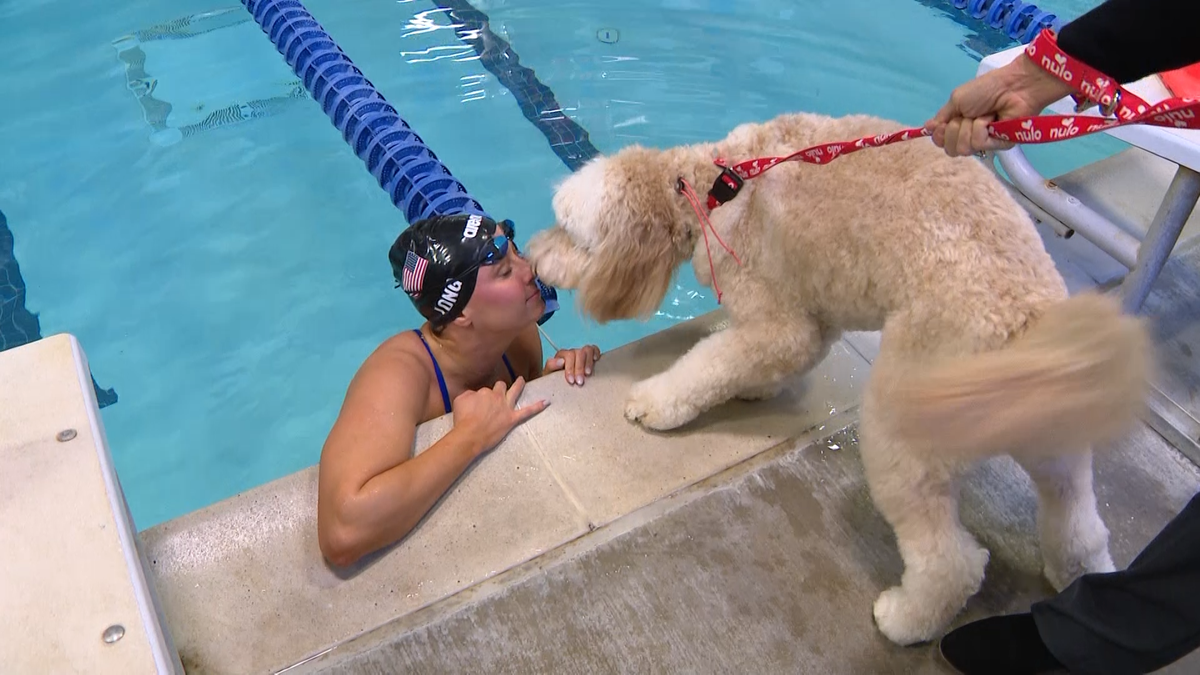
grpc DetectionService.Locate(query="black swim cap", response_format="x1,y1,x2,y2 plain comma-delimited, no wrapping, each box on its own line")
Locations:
390,213,514,328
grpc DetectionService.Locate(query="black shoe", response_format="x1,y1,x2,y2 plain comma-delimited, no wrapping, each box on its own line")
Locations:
938,613,1067,674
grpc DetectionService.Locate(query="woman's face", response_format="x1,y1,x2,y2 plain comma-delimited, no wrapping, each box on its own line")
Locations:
461,238,545,333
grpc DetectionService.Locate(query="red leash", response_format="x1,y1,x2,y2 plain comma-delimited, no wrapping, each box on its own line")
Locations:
680,28,1200,303
675,178,741,303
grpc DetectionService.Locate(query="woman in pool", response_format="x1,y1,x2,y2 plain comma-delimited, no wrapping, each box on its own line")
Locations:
317,213,600,567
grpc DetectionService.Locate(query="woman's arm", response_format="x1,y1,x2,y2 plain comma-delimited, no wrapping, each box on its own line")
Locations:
1057,0,1200,84
318,347,548,567
317,350,489,567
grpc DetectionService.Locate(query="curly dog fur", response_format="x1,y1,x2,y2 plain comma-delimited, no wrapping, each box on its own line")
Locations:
526,112,1154,646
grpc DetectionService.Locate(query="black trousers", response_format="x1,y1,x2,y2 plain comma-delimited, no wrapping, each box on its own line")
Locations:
1032,491,1200,675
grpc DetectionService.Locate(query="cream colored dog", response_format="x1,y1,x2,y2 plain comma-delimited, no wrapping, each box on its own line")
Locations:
525,112,1154,646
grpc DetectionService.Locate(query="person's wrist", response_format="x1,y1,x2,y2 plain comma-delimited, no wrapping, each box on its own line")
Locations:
1006,53,1075,110
448,422,492,459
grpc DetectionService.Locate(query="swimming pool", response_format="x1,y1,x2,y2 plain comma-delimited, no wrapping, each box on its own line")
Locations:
0,0,1114,528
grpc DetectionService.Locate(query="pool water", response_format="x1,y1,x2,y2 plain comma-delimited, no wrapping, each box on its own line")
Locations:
0,0,1113,527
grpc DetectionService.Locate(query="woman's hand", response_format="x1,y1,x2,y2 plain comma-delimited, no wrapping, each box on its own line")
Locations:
544,345,602,386
925,53,1076,157
452,377,548,454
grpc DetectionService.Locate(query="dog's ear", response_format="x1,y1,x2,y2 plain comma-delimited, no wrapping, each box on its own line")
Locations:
578,169,687,323
579,229,678,322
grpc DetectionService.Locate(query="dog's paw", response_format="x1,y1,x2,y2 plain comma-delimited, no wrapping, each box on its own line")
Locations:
735,382,785,402
1044,547,1114,591
872,587,942,647
1043,564,1076,593
624,376,699,431
1040,515,1115,591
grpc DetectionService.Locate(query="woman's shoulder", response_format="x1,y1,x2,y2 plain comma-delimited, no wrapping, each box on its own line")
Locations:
322,332,436,461
349,330,434,398
368,330,431,372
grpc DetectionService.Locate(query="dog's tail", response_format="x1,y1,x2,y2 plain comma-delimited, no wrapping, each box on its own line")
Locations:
880,293,1154,462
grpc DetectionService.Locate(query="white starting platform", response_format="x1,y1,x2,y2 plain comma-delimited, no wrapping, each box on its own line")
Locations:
0,335,182,674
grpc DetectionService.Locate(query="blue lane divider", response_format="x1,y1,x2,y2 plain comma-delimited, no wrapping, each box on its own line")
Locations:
240,0,557,324
947,0,1063,43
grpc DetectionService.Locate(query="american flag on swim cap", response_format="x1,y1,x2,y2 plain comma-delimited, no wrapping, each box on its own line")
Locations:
402,249,428,295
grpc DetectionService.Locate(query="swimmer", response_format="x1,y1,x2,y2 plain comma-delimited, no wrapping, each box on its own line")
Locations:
317,214,600,567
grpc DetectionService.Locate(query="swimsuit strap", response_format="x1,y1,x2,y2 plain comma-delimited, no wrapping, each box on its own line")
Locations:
413,329,452,415
412,329,518,416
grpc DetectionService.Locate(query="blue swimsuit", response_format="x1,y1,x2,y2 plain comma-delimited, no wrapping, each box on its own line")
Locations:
413,329,516,415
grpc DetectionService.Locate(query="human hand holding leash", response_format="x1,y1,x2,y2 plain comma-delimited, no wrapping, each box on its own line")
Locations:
925,51,1075,157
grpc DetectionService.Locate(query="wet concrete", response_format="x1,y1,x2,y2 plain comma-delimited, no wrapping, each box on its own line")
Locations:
304,421,1200,675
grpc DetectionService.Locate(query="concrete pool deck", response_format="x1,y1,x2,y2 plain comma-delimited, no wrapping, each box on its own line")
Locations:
139,310,873,674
